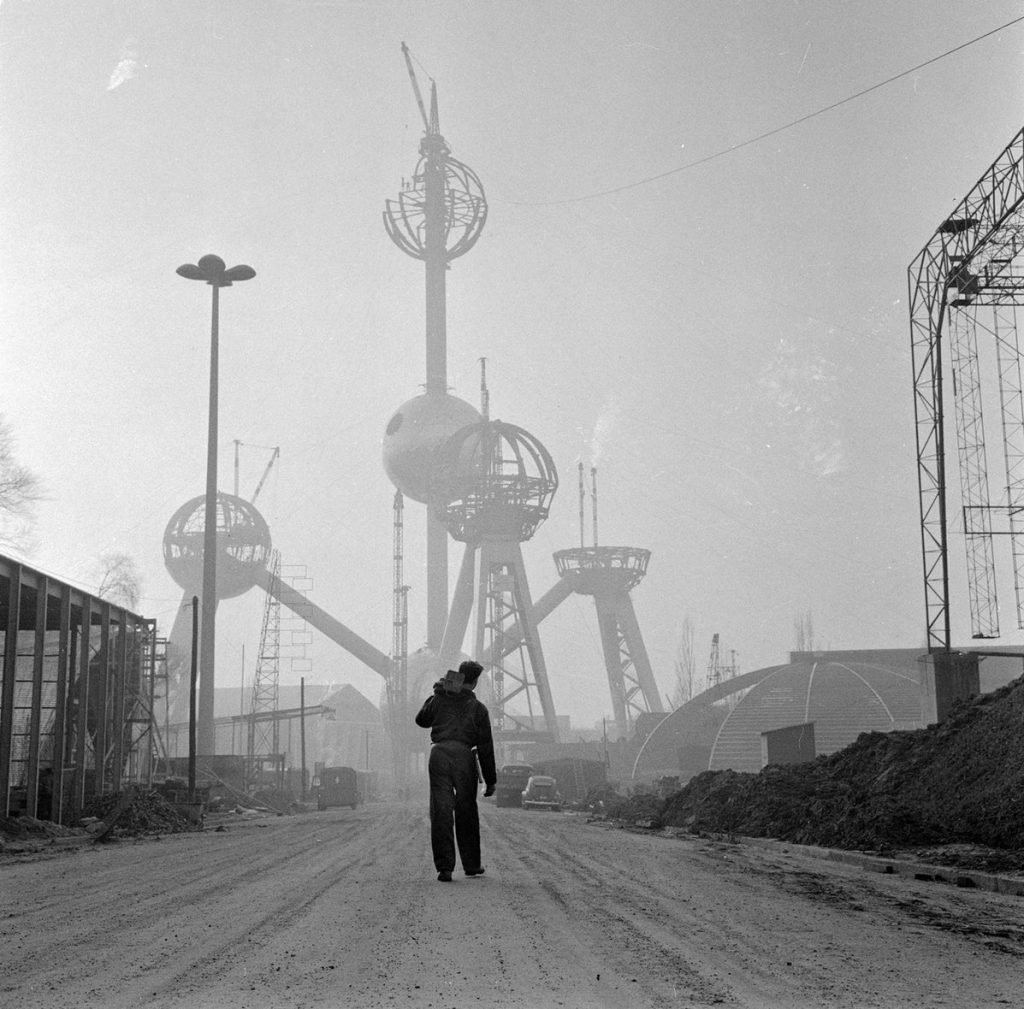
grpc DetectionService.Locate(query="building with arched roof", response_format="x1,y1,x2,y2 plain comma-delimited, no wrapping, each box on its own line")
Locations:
632,648,1024,783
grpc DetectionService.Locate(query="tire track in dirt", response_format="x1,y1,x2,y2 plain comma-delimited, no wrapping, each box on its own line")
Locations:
136,804,432,1008
486,811,731,1007
1,810,380,1004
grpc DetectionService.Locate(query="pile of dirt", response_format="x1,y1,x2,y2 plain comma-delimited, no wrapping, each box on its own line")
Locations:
82,789,196,836
249,787,301,815
0,814,84,841
623,675,1024,855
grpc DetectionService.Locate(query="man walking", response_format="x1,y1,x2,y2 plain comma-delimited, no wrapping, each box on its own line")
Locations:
414,659,497,882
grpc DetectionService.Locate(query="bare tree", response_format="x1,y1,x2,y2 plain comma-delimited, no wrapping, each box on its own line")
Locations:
0,416,43,552
95,552,142,610
671,616,697,708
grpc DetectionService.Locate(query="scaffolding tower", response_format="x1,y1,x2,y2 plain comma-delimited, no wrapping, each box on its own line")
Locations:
247,550,282,783
909,126,1024,649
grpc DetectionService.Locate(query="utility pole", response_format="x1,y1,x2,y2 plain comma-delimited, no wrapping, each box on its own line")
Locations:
300,677,307,802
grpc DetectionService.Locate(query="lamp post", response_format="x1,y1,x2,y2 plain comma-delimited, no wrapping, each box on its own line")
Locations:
177,254,255,755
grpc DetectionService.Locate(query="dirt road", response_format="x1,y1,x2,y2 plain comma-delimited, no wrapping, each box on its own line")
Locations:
2,800,1022,1008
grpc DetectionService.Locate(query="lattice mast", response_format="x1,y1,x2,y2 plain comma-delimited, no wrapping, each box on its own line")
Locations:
705,633,739,689
383,44,487,649
947,306,999,637
248,549,282,770
551,464,663,739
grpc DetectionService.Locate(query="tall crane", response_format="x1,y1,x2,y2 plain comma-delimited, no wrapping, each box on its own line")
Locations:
706,633,739,690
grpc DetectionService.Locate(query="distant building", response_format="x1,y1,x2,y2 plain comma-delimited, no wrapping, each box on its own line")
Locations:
632,647,1024,783
165,682,385,776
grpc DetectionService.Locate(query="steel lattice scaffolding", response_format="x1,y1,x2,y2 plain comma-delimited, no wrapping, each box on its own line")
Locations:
909,126,1024,650
247,550,282,775
948,305,999,637
992,303,1024,625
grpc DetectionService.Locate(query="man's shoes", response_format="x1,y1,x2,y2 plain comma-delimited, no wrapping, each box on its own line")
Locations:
437,870,453,882
465,867,485,877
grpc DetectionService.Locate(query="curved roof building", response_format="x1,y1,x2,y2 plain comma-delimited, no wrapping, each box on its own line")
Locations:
634,650,927,780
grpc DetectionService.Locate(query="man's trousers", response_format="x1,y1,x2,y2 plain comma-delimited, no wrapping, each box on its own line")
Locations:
427,740,482,873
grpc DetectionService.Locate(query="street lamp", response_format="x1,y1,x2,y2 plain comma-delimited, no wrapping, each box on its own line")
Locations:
177,254,255,755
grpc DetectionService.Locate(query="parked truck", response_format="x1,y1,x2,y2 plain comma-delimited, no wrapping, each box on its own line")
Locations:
494,763,534,808
315,766,359,811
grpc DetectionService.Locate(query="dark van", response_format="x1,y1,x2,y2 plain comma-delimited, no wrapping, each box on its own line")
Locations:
316,766,359,810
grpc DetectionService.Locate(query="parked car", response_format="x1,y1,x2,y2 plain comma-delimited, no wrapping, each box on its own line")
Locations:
521,774,561,812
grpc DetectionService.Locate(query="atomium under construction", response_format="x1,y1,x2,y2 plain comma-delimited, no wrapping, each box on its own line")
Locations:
159,45,664,784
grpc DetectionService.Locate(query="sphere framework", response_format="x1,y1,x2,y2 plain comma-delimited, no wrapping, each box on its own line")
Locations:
430,419,558,542
163,492,272,599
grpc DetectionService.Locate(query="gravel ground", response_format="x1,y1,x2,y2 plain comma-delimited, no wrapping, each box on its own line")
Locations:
2,799,1022,1008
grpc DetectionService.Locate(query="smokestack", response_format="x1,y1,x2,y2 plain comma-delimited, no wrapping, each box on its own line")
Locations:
591,465,598,548
479,357,489,421
578,461,585,550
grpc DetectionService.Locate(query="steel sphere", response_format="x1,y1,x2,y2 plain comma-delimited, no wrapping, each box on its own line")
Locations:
430,419,559,542
163,493,272,598
382,392,481,503
383,155,487,263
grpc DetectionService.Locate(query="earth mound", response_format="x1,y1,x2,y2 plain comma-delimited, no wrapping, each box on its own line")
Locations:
626,674,1024,857
82,789,196,835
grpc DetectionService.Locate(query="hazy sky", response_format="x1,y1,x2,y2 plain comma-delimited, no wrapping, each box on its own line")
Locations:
2,1,1023,728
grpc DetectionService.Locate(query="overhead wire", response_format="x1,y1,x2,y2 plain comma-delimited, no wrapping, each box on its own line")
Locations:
506,13,1024,207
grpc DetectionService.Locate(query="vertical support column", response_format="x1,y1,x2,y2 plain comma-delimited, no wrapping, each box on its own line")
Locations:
111,612,129,790
424,131,450,651
909,249,952,652
53,584,71,823
198,283,221,758
25,577,47,817
948,305,999,637
423,150,447,396
145,619,157,786
0,564,21,816
439,543,477,671
616,594,664,715
920,651,980,723
594,595,628,738
94,602,111,795
426,514,449,651
478,540,559,742
509,546,558,741
993,302,1024,626
73,597,92,820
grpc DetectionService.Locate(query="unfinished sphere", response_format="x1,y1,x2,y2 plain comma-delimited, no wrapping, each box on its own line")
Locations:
430,419,558,542
382,392,481,503
163,493,272,598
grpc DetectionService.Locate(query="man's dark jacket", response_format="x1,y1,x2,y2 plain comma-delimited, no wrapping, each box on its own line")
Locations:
415,687,497,789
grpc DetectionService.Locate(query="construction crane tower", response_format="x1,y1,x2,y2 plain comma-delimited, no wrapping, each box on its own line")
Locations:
247,549,282,786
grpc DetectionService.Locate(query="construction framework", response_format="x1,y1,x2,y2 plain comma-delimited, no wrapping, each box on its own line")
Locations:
247,549,282,777
909,126,1024,651
0,553,157,821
